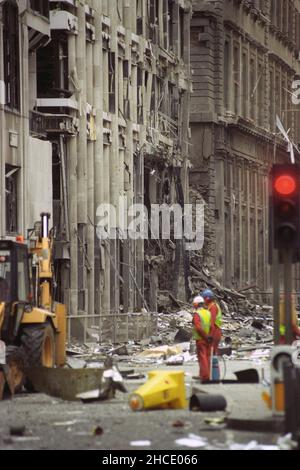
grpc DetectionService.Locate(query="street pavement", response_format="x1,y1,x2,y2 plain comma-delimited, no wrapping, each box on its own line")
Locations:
0,358,287,450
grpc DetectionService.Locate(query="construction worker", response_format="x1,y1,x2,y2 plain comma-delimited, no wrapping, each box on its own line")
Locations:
202,289,222,355
192,296,213,383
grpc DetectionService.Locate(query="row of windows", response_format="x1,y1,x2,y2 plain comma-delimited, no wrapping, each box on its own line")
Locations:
224,38,266,127
238,1,300,50
2,0,187,113
143,0,185,56
223,34,299,141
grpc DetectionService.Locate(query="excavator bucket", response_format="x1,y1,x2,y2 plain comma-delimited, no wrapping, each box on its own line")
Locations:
24,367,106,401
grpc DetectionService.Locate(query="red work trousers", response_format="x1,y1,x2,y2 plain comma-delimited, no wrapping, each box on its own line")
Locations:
196,340,211,382
212,327,222,355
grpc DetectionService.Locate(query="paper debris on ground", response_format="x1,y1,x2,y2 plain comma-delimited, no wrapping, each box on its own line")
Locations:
53,420,79,427
137,345,182,359
130,440,152,447
277,433,298,450
229,441,279,451
175,433,207,448
10,436,41,442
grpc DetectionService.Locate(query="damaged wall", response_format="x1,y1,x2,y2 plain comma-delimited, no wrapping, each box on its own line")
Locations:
0,0,194,344
0,1,192,340
27,137,52,230
0,0,52,238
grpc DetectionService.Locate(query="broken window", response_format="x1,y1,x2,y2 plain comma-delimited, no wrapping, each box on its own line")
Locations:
168,0,173,50
30,0,49,18
77,224,86,312
37,34,69,98
123,60,130,119
108,52,116,114
276,0,282,31
163,0,168,49
137,66,144,124
270,0,276,25
269,66,275,131
241,50,248,118
275,70,281,124
288,2,294,42
3,0,20,110
249,56,256,121
224,40,230,111
5,164,19,234
136,0,143,35
233,43,240,115
257,60,264,127
149,0,158,43
179,7,185,58
282,0,288,35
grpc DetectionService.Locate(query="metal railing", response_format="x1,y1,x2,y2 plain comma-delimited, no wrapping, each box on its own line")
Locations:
29,110,47,137
67,311,159,345
30,110,78,136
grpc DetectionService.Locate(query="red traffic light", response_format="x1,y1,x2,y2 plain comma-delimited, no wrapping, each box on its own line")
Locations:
274,175,296,196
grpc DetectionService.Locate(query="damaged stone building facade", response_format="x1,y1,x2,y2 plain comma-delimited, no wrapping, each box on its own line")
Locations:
190,0,300,295
0,0,191,339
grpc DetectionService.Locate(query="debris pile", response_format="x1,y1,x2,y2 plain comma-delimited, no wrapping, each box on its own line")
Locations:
66,297,273,368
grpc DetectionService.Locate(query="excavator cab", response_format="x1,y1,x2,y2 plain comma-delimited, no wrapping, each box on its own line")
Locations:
0,241,31,304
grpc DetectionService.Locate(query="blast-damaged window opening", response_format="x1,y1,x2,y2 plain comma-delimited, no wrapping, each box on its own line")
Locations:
3,0,20,110
109,51,116,114
269,67,275,132
136,0,143,35
37,34,69,98
123,60,130,119
137,66,144,124
5,164,19,234
30,0,49,18
163,0,168,49
149,0,159,43
179,7,184,58
257,60,264,127
168,0,173,50
276,0,282,31
241,51,248,118
250,56,256,121
224,41,230,111
233,44,240,115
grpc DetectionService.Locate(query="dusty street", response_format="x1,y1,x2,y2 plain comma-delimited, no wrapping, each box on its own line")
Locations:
0,359,283,451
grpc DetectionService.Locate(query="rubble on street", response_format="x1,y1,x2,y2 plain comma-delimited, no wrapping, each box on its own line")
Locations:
65,286,275,370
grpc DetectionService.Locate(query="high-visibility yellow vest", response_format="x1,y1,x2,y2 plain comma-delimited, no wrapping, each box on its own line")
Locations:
214,302,222,328
193,308,211,341
280,320,299,336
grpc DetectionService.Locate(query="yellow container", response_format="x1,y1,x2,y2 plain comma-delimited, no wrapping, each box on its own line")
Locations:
129,370,187,411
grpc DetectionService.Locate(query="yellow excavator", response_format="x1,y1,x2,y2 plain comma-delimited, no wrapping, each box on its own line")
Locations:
0,213,66,393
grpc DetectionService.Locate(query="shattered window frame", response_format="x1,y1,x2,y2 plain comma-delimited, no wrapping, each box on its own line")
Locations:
3,0,20,111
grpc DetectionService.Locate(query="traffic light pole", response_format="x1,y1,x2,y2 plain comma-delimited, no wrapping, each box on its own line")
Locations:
283,248,293,345
272,249,280,345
